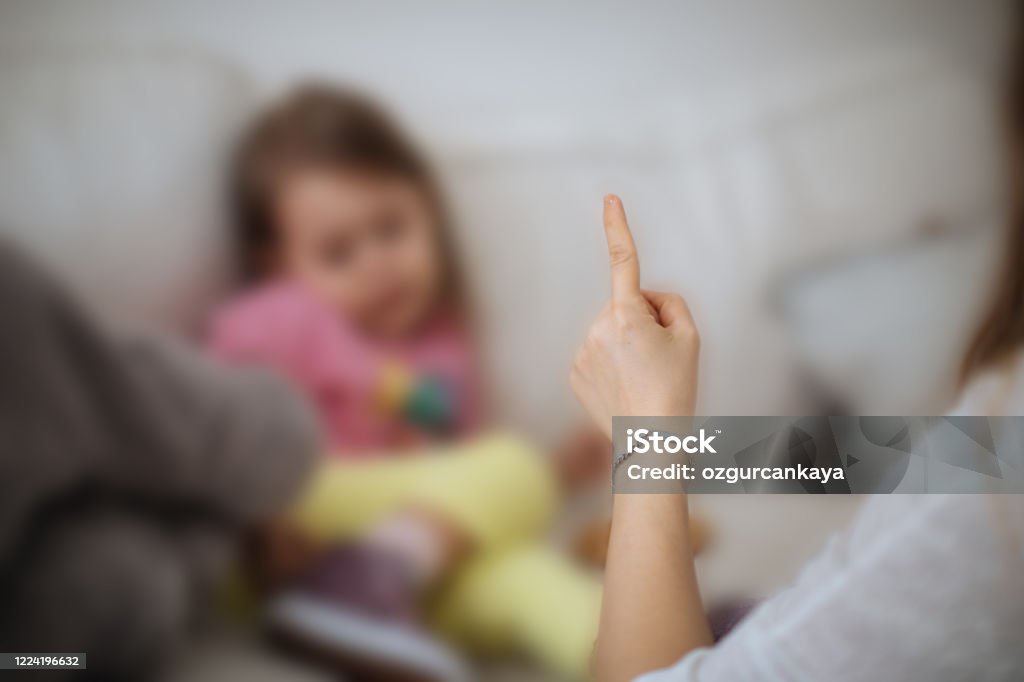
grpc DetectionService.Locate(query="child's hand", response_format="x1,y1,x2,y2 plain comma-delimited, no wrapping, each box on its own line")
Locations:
570,195,701,440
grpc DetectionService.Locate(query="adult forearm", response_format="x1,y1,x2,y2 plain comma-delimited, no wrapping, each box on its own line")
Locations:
593,493,712,682
570,195,708,680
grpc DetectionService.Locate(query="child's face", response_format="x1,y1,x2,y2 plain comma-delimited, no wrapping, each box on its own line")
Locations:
273,168,446,337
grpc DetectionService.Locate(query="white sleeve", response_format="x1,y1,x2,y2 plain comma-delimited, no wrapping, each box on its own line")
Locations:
635,495,1024,682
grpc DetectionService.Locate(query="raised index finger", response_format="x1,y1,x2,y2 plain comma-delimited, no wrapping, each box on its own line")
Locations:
603,194,640,301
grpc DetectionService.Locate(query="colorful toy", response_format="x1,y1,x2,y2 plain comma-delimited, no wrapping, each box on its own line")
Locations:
374,360,458,434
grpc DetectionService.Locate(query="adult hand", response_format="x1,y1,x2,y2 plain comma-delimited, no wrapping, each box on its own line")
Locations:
570,195,700,439
574,197,710,681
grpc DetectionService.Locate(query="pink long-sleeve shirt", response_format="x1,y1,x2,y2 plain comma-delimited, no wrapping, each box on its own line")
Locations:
208,280,479,456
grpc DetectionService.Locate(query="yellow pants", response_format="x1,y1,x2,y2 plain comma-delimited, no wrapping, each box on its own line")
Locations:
290,433,601,678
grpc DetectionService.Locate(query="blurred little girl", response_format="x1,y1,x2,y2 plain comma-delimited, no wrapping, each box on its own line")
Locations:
208,85,603,680
211,87,479,451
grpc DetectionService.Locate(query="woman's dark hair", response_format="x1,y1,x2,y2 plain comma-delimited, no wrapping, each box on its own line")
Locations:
230,83,464,310
962,9,1024,380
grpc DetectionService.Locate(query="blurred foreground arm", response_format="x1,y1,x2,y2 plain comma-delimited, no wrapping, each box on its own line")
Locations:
0,241,321,561
0,241,321,677
570,196,711,681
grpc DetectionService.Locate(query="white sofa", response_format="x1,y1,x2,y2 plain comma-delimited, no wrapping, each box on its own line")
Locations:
0,45,1003,679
